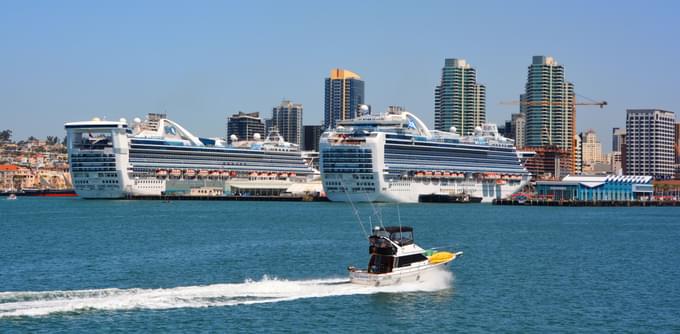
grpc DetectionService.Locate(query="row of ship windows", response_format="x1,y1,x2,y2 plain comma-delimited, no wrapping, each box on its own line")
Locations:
385,135,508,149
73,179,118,184
72,168,118,172
325,187,376,192
129,159,308,168
71,163,116,167
322,163,372,168
385,154,520,165
322,155,372,159
130,147,302,158
385,145,518,157
70,159,116,164
325,181,375,187
71,154,115,158
385,140,516,152
321,160,372,165
129,153,305,164
136,180,163,184
385,162,525,172
322,169,374,173
386,152,520,162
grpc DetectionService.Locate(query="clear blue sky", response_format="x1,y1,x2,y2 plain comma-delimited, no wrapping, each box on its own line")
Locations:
1,0,678,151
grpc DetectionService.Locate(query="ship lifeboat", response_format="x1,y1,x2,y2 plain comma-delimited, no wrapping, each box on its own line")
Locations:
424,171,433,177
496,179,507,185
184,169,196,178
210,170,221,177
458,173,465,179
250,172,259,177
156,169,168,177
230,171,237,177
415,172,424,178
279,173,289,178
433,171,442,177
198,170,210,178
269,173,277,177
170,169,182,177
289,172,296,177
442,171,451,177
484,172,499,180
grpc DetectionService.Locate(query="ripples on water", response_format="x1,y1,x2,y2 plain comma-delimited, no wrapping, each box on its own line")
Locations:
1,199,679,332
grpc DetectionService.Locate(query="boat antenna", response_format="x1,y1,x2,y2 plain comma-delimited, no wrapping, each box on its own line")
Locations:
397,204,402,234
364,193,385,229
340,180,369,238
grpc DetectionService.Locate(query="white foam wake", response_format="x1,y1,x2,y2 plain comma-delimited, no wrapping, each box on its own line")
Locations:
0,269,452,318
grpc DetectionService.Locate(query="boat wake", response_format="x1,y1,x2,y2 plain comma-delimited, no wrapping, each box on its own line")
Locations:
0,269,453,318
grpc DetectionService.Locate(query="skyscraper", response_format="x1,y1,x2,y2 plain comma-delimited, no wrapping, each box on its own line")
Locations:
324,69,364,129
226,111,265,143
500,112,526,148
270,100,303,145
675,123,680,178
434,59,486,135
612,127,626,152
523,56,575,172
625,109,675,179
303,125,323,152
581,129,604,165
511,112,526,149
574,134,582,175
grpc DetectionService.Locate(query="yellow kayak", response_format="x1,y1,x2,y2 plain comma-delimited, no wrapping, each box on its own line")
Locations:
428,251,456,264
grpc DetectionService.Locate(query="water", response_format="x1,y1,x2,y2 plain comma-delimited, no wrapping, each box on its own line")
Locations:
1,198,679,332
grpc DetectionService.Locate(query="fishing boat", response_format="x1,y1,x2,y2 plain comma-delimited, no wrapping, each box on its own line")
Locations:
7,193,17,200
348,226,462,286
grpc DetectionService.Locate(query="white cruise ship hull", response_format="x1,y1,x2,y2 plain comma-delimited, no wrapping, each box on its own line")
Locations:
325,178,528,203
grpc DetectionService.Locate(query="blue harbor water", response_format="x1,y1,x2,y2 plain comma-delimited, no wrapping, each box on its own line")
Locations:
1,198,679,332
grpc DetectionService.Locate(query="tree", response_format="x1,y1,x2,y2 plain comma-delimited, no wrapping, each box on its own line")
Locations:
46,136,59,145
0,129,11,142
61,137,67,146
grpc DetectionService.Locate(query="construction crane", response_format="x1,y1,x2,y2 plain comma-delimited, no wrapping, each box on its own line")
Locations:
499,93,607,178
500,99,607,108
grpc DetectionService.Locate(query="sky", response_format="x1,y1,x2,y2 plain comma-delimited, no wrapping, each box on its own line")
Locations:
1,0,679,151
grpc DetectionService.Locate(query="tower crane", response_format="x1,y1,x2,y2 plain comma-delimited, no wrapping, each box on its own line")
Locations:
499,99,607,108
499,94,607,177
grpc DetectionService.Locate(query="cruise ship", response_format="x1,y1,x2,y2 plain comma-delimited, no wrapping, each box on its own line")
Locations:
65,114,319,198
319,108,531,203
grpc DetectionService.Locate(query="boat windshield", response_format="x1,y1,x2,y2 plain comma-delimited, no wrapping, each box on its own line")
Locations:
389,231,413,246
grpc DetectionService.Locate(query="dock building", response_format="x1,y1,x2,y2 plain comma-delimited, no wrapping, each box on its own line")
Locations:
536,175,654,201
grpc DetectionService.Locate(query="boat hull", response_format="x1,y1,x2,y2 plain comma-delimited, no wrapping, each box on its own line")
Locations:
349,260,451,286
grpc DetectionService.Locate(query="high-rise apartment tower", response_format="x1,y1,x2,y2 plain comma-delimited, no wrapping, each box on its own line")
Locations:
434,58,486,135
324,69,364,129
